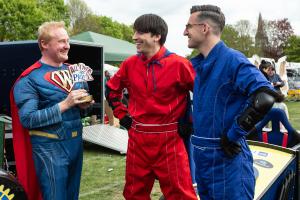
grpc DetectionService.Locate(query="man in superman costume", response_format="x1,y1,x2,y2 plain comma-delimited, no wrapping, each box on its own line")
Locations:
10,21,93,200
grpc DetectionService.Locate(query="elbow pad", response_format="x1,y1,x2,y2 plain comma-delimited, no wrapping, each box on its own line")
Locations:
105,85,123,111
238,91,275,131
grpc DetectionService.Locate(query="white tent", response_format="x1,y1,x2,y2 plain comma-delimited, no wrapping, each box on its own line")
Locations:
104,63,119,76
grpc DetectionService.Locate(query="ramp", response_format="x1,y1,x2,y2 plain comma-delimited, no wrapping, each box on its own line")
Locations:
83,124,128,154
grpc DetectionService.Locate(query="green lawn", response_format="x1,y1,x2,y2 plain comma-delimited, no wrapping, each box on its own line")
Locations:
285,101,300,130
79,144,125,200
79,143,162,200
80,101,300,200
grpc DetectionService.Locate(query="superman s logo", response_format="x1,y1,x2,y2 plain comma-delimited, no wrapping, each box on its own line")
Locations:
45,70,74,92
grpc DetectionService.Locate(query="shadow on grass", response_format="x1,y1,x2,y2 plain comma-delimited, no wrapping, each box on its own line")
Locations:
83,141,123,155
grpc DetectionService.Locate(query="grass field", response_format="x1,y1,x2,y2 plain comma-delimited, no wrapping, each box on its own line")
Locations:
285,101,300,130
79,101,300,200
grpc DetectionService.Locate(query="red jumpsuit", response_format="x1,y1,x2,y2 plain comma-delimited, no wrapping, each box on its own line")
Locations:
106,47,197,200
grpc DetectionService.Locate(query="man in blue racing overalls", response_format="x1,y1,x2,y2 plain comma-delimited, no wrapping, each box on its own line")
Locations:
183,5,284,200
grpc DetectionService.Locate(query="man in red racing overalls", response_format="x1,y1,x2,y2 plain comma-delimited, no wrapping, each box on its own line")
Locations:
106,14,197,200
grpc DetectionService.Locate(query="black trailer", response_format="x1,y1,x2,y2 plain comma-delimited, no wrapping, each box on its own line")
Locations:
0,40,104,119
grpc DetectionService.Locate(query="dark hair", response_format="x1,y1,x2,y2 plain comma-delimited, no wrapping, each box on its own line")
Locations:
259,60,271,80
190,5,225,34
133,14,168,45
259,60,272,71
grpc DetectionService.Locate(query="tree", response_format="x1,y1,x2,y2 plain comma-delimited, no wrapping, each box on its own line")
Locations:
98,16,123,39
221,24,257,57
235,20,253,37
264,18,294,60
187,24,257,58
186,49,199,59
67,0,133,42
284,35,300,62
0,0,44,41
238,35,258,57
0,0,69,41
71,14,101,35
37,0,69,23
71,14,134,43
234,20,258,57
221,25,240,49
120,24,134,43
255,13,268,57
66,0,91,28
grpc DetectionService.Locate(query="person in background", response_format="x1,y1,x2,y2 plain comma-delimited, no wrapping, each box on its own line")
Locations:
268,65,285,92
184,5,284,200
11,21,93,200
106,14,197,200
259,60,290,119
277,57,289,96
259,60,272,80
104,70,114,126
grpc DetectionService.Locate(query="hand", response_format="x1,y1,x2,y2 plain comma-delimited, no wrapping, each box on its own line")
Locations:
59,89,89,112
78,100,95,109
178,123,193,139
246,127,259,141
119,115,132,130
220,134,241,158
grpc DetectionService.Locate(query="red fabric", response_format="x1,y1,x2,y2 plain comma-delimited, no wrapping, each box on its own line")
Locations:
124,128,197,199
106,46,195,123
282,132,288,147
104,115,109,124
10,61,43,200
262,132,268,144
107,47,196,199
131,120,178,133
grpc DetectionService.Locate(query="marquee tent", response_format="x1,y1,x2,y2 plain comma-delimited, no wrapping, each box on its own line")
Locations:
71,31,136,62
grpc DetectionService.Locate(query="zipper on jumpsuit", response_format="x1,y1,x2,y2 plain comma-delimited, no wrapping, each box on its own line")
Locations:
146,63,154,95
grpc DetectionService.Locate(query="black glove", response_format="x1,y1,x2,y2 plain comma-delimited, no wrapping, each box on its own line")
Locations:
119,115,132,130
246,127,259,141
178,123,193,139
220,134,241,158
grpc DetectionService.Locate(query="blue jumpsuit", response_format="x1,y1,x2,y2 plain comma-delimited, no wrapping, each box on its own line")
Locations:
13,61,83,200
191,41,273,200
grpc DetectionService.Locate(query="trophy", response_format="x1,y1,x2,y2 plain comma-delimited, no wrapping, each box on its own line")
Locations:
69,63,94,103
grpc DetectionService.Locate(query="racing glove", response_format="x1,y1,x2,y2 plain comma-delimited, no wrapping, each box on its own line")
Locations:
119,114,132,130
220,134,241,158
178,123,193,139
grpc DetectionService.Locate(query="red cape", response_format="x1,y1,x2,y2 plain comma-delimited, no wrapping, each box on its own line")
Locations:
10,61,43,200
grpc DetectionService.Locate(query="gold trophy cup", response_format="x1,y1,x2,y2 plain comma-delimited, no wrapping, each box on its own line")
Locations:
69,63,94,103
79,94,93,103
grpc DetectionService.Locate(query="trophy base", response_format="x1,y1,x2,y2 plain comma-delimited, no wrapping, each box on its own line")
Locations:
79,95,93,103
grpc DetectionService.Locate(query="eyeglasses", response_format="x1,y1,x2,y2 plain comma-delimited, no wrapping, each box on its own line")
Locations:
185,23,205,30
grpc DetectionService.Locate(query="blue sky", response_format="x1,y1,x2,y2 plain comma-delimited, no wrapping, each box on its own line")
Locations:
83,0,300,56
